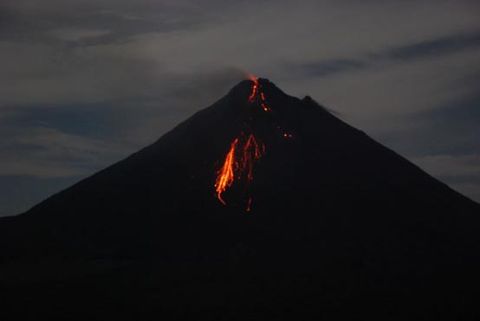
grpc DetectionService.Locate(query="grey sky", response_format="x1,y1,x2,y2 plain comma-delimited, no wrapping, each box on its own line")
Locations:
1,0,479,216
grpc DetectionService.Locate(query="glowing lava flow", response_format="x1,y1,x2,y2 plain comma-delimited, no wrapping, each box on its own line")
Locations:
248,76,271,112
242,133,265,182
248,78,259,103
214,77,271,211
214,138,239,205
215,133,265,209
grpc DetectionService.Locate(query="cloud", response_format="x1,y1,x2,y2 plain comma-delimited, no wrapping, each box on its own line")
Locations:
0,0,212,46
382,31,480,61
0,126,133,178
295,59,367,78
377,93,480,158
288,30,480,79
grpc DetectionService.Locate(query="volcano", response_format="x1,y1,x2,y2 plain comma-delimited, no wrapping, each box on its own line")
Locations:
1,78,479,320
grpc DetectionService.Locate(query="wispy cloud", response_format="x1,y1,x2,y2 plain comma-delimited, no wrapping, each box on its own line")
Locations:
296,59,367,78
290,30,480,79
0,0,212,47
382,31,480,61
0,126,133,178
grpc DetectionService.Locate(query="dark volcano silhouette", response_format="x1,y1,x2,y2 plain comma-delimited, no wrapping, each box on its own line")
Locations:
1,79,479,320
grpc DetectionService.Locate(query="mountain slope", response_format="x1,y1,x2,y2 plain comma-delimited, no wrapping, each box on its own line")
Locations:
1,78,479,320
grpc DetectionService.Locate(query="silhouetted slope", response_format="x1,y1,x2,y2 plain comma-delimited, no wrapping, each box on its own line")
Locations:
1,79,479,320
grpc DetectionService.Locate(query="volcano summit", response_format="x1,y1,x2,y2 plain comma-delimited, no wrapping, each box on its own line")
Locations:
1,78,479,320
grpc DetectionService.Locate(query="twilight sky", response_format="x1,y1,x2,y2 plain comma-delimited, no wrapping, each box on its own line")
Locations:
1,0,479,216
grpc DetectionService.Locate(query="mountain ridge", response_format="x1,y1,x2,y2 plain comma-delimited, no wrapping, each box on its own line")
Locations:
1,78,479,320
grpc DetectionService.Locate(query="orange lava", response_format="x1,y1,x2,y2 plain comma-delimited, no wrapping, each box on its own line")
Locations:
215,133,265,210
215,138,239,205
248,77,259,103
242,133,265,181
248,76,271,112
214,74,274,211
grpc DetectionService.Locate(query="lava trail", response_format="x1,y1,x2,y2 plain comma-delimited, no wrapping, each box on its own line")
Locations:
214,76,270,211
214,138,239,205
248,76,271,112
215,133,265,209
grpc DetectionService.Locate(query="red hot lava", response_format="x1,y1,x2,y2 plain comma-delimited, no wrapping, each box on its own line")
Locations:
214,138,239,205
248,78,259,103
214,76,270,211
248,76,271,112
214,133,265,209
